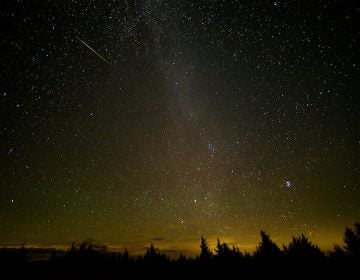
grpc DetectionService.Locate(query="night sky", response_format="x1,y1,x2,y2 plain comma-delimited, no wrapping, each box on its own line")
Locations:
1,0,360,256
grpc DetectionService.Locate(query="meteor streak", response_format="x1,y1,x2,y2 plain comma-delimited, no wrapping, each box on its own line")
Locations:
76,37,111,66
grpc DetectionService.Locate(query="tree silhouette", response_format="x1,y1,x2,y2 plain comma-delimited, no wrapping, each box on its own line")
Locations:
253,230,282,259
329,244,348,259
215,239,242,258
145,244,157,258
284,234,324,258
178,253,187,263
144,244,168,262
199,236,212,259
1,224,360,279
343,222,360,258
122,248,129,262
215,238,229,257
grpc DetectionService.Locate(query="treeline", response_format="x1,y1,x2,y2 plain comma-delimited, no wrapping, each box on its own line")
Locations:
0,223,359,279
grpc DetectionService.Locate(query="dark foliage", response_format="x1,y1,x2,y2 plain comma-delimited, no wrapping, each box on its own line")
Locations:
199,236,212,260
1,223,359,280
215,238,242,258
343,223,360,258
284,234,324,259
144,244,169,264
253,230,282,259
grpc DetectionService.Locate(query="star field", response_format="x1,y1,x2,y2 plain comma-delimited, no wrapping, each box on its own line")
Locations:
1,0,360,255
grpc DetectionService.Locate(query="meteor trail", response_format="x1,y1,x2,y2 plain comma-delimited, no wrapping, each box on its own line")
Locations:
76,37,111,66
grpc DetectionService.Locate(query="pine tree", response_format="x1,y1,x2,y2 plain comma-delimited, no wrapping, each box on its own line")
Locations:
343,223,360,258
215,239,232,257
254,230,282,258
200,236,212,259
284,234,324,258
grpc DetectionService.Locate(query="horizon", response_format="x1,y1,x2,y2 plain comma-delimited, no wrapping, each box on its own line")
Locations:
0,224,352,259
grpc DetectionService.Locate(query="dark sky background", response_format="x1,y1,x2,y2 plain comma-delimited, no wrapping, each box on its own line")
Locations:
1,0,359,256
